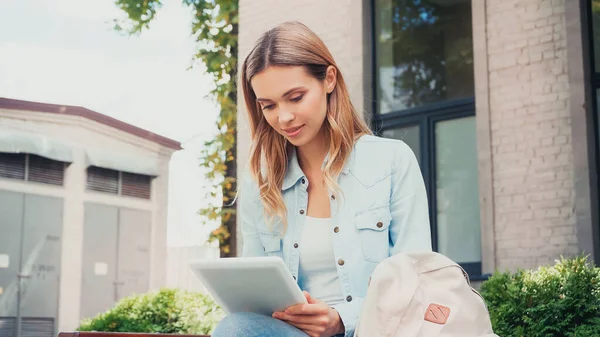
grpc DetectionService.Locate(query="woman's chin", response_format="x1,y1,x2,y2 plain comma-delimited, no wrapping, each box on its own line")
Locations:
286,137,306,146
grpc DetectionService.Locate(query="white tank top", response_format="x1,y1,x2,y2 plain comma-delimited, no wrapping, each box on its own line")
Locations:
298,216,345,306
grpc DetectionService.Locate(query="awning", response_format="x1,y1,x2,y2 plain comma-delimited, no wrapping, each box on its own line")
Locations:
0,127,73,162
85,149,159,176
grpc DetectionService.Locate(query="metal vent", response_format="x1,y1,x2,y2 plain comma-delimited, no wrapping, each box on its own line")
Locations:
0,317,16,337
28,155,65,186
20,317,54,337
86,166,119,194
0,153,26,180
121,172,152,199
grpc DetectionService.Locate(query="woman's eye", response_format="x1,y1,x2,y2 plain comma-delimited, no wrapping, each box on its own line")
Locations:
262,104,275,110
290,95,303,103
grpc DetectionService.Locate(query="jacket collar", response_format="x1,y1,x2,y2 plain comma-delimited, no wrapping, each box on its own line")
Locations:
281,145,353,191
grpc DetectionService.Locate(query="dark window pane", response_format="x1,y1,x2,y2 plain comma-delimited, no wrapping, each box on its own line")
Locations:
375,0,474,114
121,172,152,199
597,89,600,137
0,153,26,180
0,317,16,337
381,124,421,165
87,166,119,194
592,0,600,71
435,116,480,264
20,318,54,337
28,155,65,186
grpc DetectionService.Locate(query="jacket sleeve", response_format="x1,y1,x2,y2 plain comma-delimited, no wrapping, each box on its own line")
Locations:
389,141,432,254
331,296,364,337
239,174,266,257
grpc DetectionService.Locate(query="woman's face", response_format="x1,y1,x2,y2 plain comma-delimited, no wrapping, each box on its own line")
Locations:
251,65,336,147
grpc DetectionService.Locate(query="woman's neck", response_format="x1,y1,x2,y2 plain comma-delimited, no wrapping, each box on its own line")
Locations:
296,131,328,175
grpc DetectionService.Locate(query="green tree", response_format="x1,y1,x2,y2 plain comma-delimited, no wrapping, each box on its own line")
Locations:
114,0,238,256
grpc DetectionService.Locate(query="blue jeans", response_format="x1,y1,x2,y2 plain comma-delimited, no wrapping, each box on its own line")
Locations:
212,312,310,337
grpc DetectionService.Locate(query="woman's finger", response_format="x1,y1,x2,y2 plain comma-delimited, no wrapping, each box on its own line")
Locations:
285,303,329,316
274,311,326,324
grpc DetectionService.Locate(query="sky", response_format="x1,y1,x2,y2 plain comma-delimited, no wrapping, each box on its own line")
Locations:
0,0,221,247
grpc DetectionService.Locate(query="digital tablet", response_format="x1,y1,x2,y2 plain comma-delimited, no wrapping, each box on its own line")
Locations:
189,256,307,316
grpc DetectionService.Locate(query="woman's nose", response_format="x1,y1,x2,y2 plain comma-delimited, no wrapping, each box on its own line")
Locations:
278,107,295,124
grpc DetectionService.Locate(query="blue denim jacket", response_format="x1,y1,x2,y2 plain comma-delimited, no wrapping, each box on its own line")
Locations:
239,135,432,337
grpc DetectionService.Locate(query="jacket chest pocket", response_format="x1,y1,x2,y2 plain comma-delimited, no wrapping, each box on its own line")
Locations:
259,231,283,258
354,206,392,263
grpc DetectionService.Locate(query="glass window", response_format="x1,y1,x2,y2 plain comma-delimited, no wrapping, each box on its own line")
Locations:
375,0,474,114
87,166,119,194
28,154,65,186
435,116,480,264
0,153,26,180
597,89,600,137
374,0,479,274
381,124,421,165
592,0,600,70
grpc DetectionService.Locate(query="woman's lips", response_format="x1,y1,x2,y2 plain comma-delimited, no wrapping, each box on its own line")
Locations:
283,125,304,137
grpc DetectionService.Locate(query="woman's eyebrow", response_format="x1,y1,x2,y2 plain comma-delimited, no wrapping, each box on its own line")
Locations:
256,86,306,102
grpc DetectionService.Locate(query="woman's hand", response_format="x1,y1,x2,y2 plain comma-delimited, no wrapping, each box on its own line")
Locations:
272,291,344,337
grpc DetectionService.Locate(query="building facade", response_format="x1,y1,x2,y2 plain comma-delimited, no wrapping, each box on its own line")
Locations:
0,98,180,336
236,0,600,279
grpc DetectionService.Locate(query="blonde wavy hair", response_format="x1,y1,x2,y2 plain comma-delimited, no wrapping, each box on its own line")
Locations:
241,21,372,229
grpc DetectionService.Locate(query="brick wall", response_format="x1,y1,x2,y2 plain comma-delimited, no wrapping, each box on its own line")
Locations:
485,0,579,270
236,0,370,254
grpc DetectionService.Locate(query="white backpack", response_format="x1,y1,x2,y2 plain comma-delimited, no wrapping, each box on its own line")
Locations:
354,252,499,337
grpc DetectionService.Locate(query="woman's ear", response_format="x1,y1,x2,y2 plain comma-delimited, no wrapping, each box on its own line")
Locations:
325,65,337,94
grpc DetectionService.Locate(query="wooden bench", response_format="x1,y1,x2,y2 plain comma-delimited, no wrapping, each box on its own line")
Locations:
59,332,210,337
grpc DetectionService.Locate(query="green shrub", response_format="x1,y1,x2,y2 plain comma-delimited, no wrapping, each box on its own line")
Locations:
77,288,224,334
480,255,600,337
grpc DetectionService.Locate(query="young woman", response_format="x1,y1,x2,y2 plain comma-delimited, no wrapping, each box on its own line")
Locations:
212,21,432,337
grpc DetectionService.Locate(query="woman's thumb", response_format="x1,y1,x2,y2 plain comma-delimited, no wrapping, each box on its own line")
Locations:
304,291,319,304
